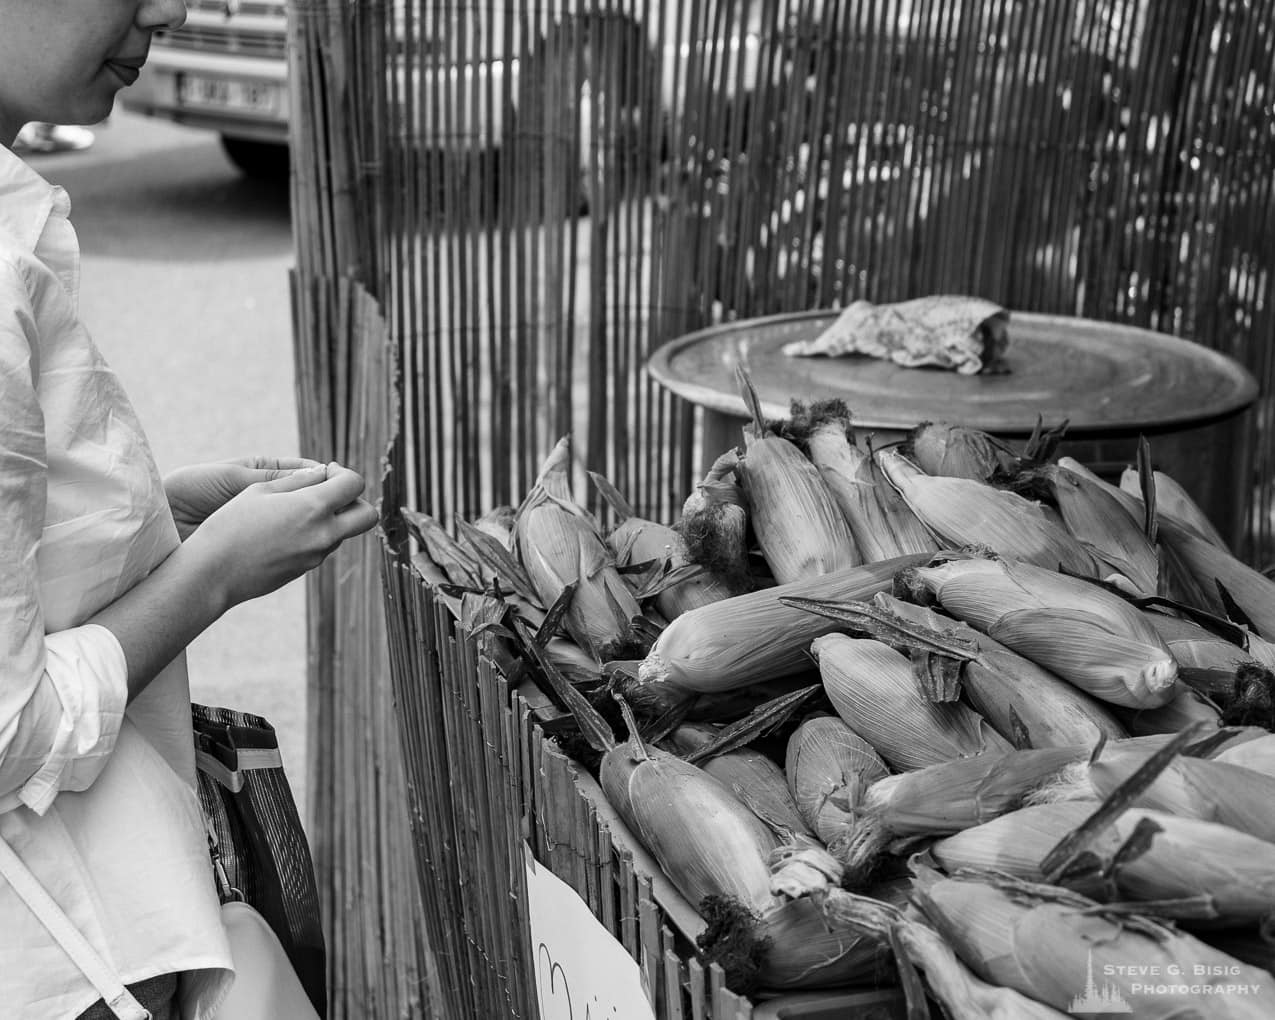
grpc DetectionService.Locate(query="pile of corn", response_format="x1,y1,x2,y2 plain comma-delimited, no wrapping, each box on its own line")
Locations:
404,388,1275,1017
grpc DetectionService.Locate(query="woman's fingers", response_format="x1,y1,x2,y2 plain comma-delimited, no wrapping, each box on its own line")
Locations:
258,463,330,493
311,463,369,508
333,497,379,539
236,455,325,472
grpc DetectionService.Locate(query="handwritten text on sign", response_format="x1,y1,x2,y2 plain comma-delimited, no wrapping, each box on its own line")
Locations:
524,843,657,1020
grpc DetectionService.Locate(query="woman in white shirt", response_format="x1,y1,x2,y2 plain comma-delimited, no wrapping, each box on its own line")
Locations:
0,1,379,1016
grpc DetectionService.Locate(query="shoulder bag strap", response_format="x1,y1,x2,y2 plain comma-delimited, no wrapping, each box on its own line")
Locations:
0,834,150,1020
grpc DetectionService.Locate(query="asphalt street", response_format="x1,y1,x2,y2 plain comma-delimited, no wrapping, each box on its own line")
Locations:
22,109,311,820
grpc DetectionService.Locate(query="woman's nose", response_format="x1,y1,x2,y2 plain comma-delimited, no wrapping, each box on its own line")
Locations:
138,0,188,32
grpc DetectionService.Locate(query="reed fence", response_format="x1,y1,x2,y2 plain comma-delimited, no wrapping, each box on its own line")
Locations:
288,1,1275,1016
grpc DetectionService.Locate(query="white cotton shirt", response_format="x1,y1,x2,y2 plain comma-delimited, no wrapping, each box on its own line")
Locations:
0,145,233,1019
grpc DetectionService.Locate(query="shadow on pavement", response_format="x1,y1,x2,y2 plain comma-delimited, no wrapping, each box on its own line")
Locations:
26,134,292,263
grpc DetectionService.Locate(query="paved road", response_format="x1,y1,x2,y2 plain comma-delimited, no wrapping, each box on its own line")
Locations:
22,110,311,819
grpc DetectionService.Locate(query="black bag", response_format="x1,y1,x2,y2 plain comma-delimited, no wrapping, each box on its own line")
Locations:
192,704,327,1018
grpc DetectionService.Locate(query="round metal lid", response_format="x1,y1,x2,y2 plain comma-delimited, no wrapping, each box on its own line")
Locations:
648,309,1259,437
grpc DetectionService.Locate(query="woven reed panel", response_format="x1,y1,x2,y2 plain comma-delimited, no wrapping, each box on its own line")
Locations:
289,1,1275,1016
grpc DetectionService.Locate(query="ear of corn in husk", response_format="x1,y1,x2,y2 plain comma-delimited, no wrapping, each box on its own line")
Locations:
698,887,899,992
600,735,781,916
913,870,1275,1018
878,449,1097,575
801,406,939,561
871,593,1128,748
514,438,643,663
839,746,1088,885
932,800,1275,927
891,918,1072,1020
735,369,861,583
1057,457,1144,518
608,516,737,619
865,442,945,557
903,556,1179,709
1156,514,1275,639
785,715,890,850
1038,745,1275,844
679,449,752,590
1121,465,1229,550
1072,454,1236,610
907,421,1023,483
1029,462,1160,595
813,633,1013,771
1142,609,1265,699
633,553,927,699
663,723,812,840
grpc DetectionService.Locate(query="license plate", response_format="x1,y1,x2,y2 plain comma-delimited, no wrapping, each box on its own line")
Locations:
177,74,281,115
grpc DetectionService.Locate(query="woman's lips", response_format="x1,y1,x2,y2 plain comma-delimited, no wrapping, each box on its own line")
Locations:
105,60,143,87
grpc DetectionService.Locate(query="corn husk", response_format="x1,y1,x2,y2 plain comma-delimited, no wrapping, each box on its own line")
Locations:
1213,734,1275,777
1033,462,1160,595
1057,457,1144,518
813,634,1013,771
634,553,926,696
879,449,1096,575
904,556,1179,709
1157,514,1275,639
839,746,1089,886
915,872,1275,1019
857,746,1087,838
401,507,482,588
514,438,643,662
544,637,602,685
805,413,939,562
600,738,780,916
784,715,889,850
1044,746,1275,844
744,888,899,989
874,593,1128,748
1121,466,1230,550
664,723,812,839
866,444,945,557
908,421,1022,482
1114,686,1222,737
680,449,751,589
892,918,1072,1020
1068,456,1237,611
736,374,861,583
1142,610,1264,698
473,504,517,547
934,801,1275,926
608,516,736,619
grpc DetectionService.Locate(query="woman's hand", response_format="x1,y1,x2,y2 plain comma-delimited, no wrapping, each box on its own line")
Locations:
164,456,322,540
179,461,380,609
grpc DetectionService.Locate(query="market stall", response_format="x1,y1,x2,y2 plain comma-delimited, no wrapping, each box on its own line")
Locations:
286,1,1275,1016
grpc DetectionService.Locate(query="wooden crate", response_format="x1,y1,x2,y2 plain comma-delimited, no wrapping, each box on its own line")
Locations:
380,542,907,1020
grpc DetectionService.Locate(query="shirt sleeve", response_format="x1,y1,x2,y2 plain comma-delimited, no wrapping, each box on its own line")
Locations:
0,257,129,816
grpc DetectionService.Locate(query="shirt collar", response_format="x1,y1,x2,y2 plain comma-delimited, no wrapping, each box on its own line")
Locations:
0,143,70,254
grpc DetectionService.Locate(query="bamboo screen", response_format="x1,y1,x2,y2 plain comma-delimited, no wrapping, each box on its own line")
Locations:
288,1,1275,1017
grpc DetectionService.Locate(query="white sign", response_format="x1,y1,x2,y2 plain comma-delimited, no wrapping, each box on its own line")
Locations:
523,843,657,1020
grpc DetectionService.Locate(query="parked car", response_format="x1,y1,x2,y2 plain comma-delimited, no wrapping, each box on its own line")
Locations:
120,0,774,185
121,0,291,177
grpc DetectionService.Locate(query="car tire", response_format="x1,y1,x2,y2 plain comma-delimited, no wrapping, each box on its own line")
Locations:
220,136,290,181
